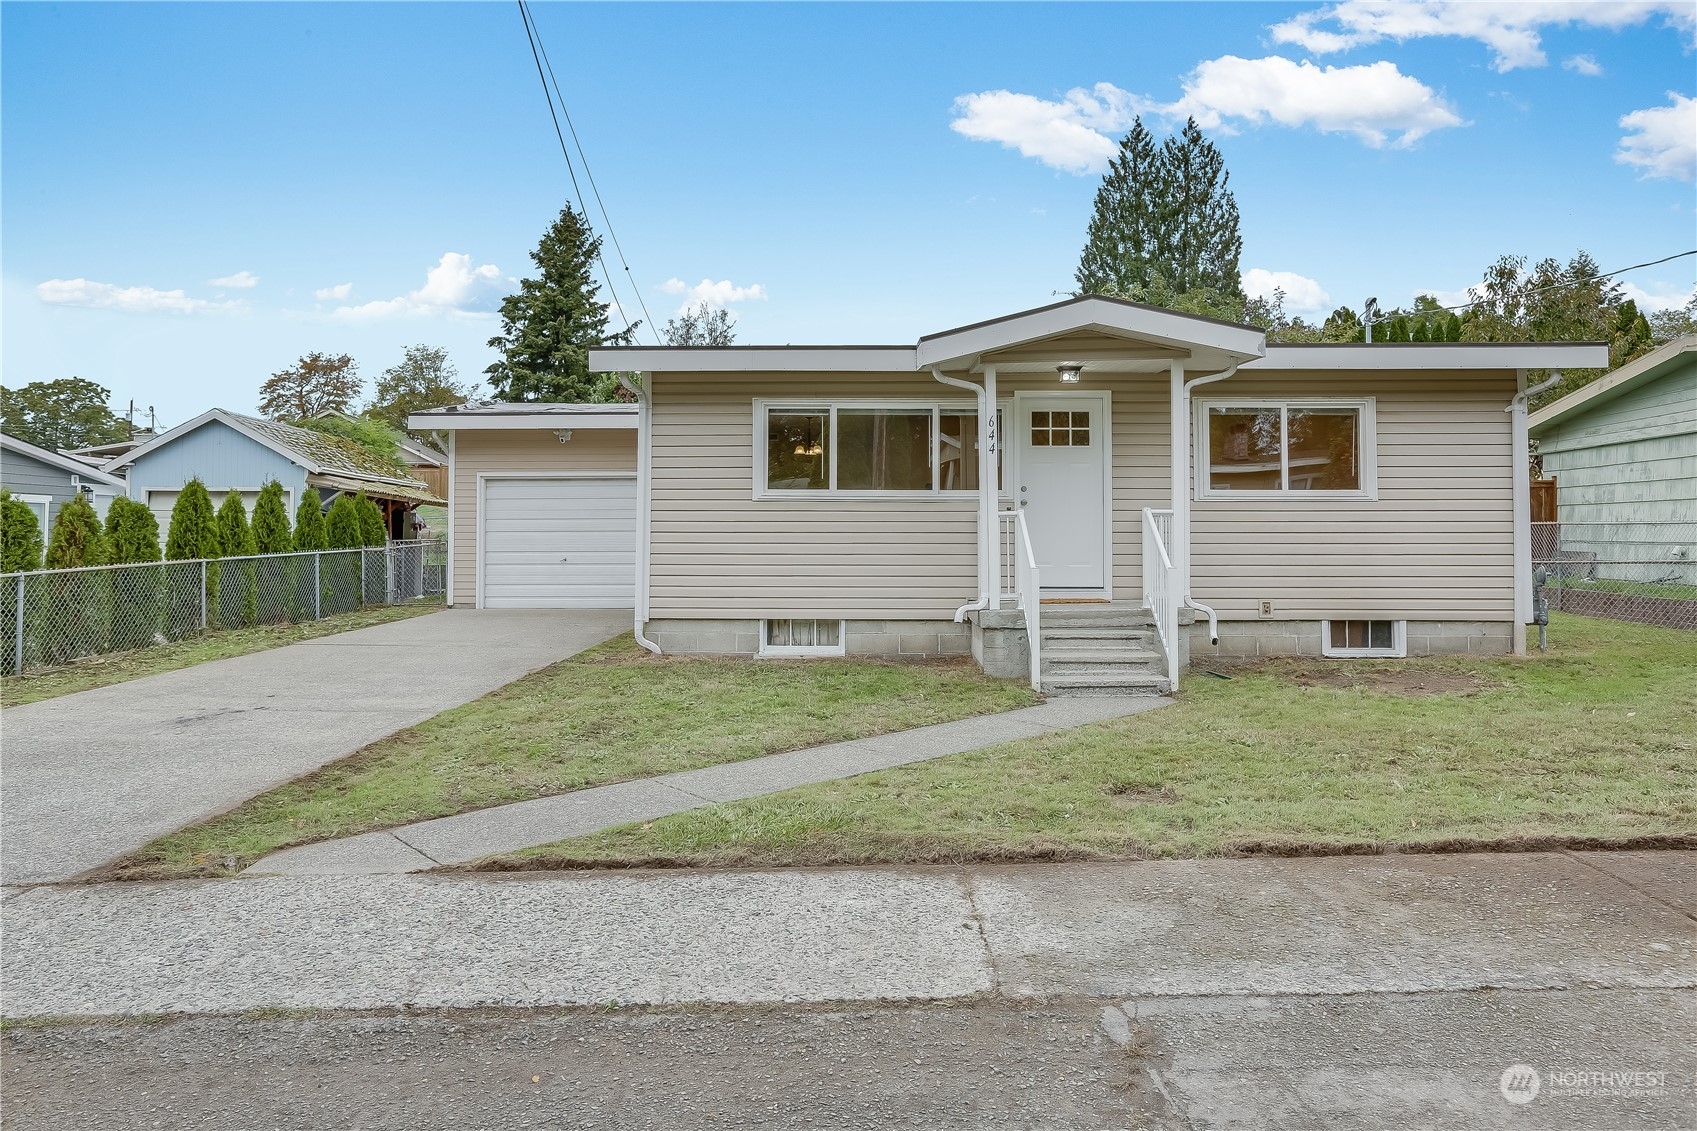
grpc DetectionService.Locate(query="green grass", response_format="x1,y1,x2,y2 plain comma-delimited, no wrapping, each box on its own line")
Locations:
498,614,1697,870
0,599,444,708
106,640,1036,880
1548,577,1697,601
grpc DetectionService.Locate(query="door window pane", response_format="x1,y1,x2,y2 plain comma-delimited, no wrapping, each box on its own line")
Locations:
1208,408,1283,491
1287,409,1360,491
838,409,932,491
767,411,829,490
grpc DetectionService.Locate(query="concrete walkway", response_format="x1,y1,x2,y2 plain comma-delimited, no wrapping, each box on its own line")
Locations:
0,609,628,885
250,695,1171,875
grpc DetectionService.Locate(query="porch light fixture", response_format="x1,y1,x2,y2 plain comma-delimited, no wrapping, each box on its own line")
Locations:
554,429,574,443
1057,363,1084,384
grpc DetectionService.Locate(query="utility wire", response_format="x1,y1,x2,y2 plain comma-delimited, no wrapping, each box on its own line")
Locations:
516,1,641,341
1370,248,1696,322
522,0,661,344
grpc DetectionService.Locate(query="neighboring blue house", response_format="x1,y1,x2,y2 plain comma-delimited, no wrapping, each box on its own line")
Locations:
106,409,443,540
1528,336,1697,587
0,431,129,532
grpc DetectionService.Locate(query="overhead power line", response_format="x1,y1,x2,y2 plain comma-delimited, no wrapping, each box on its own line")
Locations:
1370,248,1697,323
516,1,657,344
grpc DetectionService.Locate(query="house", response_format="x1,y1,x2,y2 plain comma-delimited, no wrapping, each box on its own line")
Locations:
106,409,445,541
1,431,129,530
1528,336,1696,588
415,296,1606,691
60,432,155,469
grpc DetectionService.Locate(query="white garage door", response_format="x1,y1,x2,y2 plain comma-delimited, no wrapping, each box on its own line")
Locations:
481,477,637,609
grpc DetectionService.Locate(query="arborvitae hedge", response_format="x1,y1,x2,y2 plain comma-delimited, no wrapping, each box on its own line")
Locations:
356,491,387,546
293,489,327,551
164,479,222,636
251,481,292,554
44,494,111,661
217,491,258,626
1,489,44,573
104,497,165,650
325,493,365,550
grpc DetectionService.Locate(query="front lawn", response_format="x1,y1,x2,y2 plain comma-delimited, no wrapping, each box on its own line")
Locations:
106,638,1036,880
497,614,1696,869
0,600,444,708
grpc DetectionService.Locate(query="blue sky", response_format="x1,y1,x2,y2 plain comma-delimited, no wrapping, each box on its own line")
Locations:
4,1,1694,426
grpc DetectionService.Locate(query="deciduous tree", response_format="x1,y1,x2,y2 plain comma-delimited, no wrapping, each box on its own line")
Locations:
258,353,362,420
661,303,736,346
368,345,475,433
0,377,130,450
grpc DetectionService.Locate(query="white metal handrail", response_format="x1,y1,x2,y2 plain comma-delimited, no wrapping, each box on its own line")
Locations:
999,510,1042,690
1142,507,1180,692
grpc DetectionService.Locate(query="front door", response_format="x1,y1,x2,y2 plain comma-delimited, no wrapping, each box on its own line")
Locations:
1016,393,1108,592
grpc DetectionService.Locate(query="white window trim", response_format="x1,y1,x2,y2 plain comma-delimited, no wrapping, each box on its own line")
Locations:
13,494,50,525
1321,619,1407,658
752,398,1002,501
1194,397,1378,501
758,618,847,657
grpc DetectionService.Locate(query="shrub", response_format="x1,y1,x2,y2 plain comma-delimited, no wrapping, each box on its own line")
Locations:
357,491,387,546
0,490,44,673
291,488,328,619
323,493,366,613
217,491,258,626
251,481,292,622
104,497,165,650
164,479,222,637
293,488,327,551
43,493,111,662
325,493,364,550
298,414,407,472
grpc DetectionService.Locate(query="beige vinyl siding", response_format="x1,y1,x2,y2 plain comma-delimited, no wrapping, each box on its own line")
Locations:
1191,369,1518,621
450,428,638,605
647,370,1176,619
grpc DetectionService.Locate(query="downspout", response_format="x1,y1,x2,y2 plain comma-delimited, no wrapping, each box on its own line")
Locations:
931,366,992,621
445,430,455,607
616,371,662,654
1509,369,1562,657
1173,362,1239,646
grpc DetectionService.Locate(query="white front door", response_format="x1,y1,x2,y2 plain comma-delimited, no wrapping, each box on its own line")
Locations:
1017,393,1108,592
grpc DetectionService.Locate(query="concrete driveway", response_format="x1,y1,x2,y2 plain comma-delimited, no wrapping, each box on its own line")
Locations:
0,608,628,885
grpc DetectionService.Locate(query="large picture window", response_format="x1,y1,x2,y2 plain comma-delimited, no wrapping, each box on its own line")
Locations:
759,402,1003,496
1197,399,1375,498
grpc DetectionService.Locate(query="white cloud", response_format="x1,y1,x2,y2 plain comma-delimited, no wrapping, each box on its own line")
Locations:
1414,287,1475,309
1617,93,1696,181
35,278,240,315
1563,53,1604,76
1621,280,1697,312
949,84,1137,174
1270,1,1695,72
209,270,259,289
1244,268,1332,314
659,277,769,315
332,253,506,321
1164,56,1463,148
314,282,354,301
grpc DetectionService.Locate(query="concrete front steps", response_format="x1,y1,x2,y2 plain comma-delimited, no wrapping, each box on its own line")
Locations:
1038,604,1170,696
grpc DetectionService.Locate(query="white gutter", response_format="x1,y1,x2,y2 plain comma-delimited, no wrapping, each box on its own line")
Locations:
931,366,993,621
616,372,663,654
1173,363,1238,646
1509,369,1562,656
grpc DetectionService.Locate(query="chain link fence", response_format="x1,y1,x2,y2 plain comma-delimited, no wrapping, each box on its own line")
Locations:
2,537,446,676
1532,521,1697,631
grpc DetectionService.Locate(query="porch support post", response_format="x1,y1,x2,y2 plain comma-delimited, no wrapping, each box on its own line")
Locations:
1169,362,1189,593
982,365,999,611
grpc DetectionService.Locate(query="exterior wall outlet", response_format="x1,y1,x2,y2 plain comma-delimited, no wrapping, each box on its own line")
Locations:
1257,599,1275,619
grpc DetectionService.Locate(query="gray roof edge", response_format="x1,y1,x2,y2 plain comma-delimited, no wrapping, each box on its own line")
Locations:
1527,336,1697,434
1,431,131,486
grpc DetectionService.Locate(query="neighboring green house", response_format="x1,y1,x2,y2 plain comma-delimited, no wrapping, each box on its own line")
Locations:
1528,336,1697,587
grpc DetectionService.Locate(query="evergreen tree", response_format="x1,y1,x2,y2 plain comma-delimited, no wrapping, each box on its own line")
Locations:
1411,320,1431,342
103,497,165,649
1610,299,1655,367
325,493,364,550
164,479,222,636
485,204,636,403
1442,312,1463,341
251,481,293,554
104,497,162,563
0,489,45,573
356,491,388,546
1159,118,1244,301
293,489,328,551
216,491,258,627
216,492,257,558
44,494,111,661
1075,119,1162,296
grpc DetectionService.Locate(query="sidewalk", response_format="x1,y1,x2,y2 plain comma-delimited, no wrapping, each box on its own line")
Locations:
5,851,1691,1018
248,695,1171,875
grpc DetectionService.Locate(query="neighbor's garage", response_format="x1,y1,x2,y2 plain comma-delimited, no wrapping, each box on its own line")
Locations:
479,475,637,608
412,405,642,609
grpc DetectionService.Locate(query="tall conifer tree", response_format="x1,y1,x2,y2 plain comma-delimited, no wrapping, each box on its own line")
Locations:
1075,119,1162,297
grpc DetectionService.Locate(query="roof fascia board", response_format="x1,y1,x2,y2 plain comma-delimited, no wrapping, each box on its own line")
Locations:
915,301,1265,369
103,408,325,474
0,433,129,486
407,413,638,431
588,347,918,372
1527,337,1695,433
1247,344,1610,370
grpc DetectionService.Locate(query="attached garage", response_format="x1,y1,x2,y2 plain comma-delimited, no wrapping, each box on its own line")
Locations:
409,403,642,609
479,475,637,608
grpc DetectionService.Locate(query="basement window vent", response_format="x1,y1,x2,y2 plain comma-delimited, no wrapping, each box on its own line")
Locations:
761,619,845,657
1321,620,1406,658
